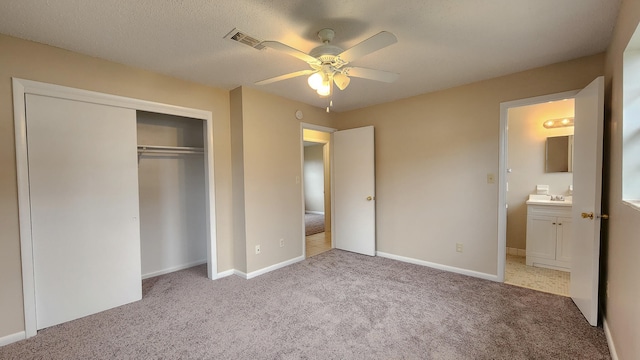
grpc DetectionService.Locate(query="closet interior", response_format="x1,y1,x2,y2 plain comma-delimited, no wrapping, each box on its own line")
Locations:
136,111,208,279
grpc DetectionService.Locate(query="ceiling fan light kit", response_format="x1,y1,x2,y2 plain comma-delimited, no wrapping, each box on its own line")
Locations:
307,72,323,89
333,72,351,91
256,28,398,105
316,82,331,96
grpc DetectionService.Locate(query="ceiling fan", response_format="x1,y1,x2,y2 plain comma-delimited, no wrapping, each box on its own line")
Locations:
256,28,398,98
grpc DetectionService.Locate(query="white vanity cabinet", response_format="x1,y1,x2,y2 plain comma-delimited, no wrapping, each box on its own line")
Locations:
525,202,572,271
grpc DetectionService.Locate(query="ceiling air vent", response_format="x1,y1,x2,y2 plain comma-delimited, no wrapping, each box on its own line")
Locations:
224,28,265,50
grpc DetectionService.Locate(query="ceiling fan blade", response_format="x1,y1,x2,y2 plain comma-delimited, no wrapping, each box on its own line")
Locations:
255,70,315,85
336,31,397,64
261,41,321,65
343,67,398,83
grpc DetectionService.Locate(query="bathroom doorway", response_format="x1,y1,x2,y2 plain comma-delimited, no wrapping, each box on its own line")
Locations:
501,92,577,296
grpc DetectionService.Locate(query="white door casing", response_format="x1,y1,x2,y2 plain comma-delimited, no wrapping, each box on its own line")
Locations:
333,126,376,256
26,94,142,329
570,76,605,326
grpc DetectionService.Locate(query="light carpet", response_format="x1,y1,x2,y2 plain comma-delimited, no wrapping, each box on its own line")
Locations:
304,212,324,236
0,250,610,359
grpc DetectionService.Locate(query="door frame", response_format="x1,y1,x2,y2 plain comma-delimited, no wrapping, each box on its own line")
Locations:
13,78,218,338
498,90,578,282
300,123,336,257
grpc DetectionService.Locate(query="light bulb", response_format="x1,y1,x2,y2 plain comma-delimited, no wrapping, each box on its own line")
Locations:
316,83,330,96
308,73,323,90
544,120,555,128
561,118,570,125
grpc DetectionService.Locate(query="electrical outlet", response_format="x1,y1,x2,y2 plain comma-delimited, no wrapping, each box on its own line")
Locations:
487,173,496,184
456,243,463,253
279,238,284,247
255,245,261,255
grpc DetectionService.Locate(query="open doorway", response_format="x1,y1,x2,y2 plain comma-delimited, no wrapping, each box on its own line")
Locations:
302,126,333,258
504,99,574,296
499,90,578,296
499,78,604,325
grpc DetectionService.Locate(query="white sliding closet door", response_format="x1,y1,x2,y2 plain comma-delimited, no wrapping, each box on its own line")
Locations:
26,94,142,329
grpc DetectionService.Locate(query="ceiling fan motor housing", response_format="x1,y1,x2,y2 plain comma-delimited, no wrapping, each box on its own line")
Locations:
310,28,344,64
310,45,343,63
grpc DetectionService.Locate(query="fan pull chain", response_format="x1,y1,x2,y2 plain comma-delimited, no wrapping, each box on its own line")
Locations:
326,80,334,113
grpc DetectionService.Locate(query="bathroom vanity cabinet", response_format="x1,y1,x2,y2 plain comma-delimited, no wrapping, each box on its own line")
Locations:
525,201,572,271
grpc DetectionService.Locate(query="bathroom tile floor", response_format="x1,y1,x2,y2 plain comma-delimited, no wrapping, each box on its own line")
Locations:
505,254,570,297
306,232,332,258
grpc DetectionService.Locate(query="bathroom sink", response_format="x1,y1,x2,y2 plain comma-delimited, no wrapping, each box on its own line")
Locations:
526,194,572,206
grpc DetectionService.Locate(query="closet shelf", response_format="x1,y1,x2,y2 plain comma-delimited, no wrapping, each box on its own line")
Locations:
137,145,204,155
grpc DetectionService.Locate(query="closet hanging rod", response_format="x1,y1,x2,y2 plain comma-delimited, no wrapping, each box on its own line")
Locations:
137,145,204,154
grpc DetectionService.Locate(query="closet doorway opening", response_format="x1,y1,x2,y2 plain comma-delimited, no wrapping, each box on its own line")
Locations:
137,111,209,280
301,125,334,258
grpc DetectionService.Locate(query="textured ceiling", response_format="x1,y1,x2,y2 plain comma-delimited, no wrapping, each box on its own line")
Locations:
0,0,621,112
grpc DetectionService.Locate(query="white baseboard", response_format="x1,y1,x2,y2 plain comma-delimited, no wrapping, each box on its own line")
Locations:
376,251,499,282
233,269,248,278
305,211,324,215
506,247,526,257
215,269,235,279
603,317,619,360
0,331,25,347
234,255,305,280
142,259,207,280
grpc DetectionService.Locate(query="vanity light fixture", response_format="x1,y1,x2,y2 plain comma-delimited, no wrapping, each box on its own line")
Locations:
543,117,574,129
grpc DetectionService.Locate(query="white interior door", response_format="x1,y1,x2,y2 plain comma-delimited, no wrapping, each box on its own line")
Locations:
333,126,376,256
570,76,605,326
26,94,142,329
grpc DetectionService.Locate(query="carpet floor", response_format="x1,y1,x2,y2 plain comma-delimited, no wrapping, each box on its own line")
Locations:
0,250,610,359
305,212,324,236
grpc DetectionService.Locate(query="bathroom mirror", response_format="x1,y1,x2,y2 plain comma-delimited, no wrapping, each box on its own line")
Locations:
546,135,574,173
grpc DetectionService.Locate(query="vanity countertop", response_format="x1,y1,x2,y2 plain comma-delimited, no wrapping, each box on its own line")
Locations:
526,194,572,206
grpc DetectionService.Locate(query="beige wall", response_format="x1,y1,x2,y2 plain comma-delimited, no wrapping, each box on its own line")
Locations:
335,54,604,276
506,101,574,250
603,0,640,358
0,34,234,337
230,88,248,273
233,87,334,273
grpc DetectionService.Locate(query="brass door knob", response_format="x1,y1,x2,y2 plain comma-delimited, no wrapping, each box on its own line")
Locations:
581,212,594,220
366,196,374,201
581,212,609,220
